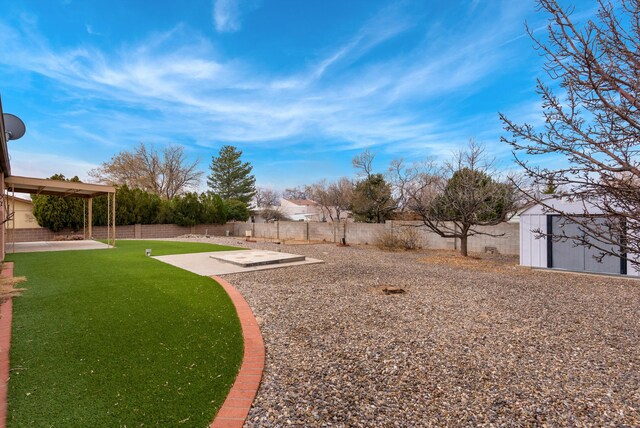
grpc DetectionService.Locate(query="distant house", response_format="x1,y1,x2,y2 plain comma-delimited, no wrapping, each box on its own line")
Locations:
6,195,41,229
280,198,324,222
250,198,351,223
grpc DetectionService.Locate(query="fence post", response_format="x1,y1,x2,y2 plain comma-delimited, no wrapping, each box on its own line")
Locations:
344,221,347,243
277,221,280,240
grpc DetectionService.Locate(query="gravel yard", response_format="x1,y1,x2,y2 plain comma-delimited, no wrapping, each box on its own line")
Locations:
173,237,640,427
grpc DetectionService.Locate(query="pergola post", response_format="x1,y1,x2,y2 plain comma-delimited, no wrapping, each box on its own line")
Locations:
112,191,116,247
107,193,110,247
11,184,14,254
88,197,93,239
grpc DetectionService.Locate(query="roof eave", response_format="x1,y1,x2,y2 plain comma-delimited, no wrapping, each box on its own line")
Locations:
0,96,11,177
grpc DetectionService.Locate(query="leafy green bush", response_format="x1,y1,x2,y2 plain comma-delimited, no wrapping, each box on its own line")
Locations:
172,193,204,227
224,199,250,221
32,174,85,232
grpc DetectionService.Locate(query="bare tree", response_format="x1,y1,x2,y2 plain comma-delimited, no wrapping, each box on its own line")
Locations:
305,180,333,221
260,207,291,222
327,177,353,221
388,158,434,214
253,187,290,222
305,178,353,221
352,149,375,178
89,143,202,199
407,141,520,256
282,186,310,200
500,0,640,264
254,187,280,208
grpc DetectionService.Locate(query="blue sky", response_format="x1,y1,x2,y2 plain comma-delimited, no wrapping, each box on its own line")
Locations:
0,0,593,191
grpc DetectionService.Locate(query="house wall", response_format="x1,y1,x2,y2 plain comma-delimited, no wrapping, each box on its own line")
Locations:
0,174,4,261
280,199,324,221
8,198,40,229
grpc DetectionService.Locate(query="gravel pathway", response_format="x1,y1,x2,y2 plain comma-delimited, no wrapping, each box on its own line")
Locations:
173,237,640,427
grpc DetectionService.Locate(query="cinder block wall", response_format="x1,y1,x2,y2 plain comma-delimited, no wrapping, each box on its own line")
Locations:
5,220,520,255
5,223,225,243
224,220,519,255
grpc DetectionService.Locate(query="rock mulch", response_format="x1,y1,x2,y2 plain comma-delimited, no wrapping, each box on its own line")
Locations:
171,237,640,427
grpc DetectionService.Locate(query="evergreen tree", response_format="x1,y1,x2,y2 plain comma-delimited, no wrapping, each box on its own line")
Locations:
207,145,256,204
200,193,227,224
351,174,395,223
224,199,250,221
172,193,205,227
92,185,164,226
32,174,85,232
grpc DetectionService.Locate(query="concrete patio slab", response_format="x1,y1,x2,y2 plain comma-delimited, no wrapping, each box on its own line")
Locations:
154,250,323,275
210,250,306,267
7,240,111,253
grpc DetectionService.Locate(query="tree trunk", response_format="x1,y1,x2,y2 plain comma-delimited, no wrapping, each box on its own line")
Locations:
460,234,468,257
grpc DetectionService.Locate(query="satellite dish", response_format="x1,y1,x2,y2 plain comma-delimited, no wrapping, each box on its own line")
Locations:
3,113,26,141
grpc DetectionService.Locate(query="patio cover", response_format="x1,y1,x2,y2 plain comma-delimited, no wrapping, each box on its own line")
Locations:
5,175,117,248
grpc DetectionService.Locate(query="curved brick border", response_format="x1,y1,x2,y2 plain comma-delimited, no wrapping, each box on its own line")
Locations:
210,275,264,428
0,262,15,428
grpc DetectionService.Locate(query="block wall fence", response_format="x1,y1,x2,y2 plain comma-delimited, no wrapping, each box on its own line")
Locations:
5,221,520,255
231,221,519,255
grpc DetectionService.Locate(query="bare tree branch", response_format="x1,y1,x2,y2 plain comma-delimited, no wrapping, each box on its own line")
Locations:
89,143,202,199
500,0,640,265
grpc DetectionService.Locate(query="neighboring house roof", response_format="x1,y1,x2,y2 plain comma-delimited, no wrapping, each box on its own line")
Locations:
6,195,33,205
282,198,318,206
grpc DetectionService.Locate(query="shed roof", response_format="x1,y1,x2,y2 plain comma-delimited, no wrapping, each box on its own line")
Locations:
520,195,604,216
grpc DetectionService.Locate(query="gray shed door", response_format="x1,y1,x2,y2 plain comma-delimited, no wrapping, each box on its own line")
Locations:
549,216,623,274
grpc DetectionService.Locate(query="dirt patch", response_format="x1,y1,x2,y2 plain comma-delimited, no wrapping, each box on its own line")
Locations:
0,275,26,301
418,249,519,272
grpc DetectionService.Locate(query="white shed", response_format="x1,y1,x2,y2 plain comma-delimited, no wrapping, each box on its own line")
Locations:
520,197,639,276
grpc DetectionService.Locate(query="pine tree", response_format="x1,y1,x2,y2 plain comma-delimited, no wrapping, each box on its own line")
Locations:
207,145,256,204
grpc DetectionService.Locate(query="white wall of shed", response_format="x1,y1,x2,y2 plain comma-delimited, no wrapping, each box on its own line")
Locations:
520,214,547,268
627,255,640,276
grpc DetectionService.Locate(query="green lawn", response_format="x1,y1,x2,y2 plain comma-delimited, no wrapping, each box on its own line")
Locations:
6,240,244,427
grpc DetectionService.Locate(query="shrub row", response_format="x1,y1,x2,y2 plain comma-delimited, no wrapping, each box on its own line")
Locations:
32,184,250,232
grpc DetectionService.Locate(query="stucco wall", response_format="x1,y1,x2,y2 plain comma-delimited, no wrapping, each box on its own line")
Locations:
8,198,41,229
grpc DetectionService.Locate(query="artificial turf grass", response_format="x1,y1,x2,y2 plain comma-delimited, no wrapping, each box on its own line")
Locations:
6,240,245,427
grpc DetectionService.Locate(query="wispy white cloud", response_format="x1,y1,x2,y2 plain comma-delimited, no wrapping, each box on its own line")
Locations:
0,1,542,185
213,0,260,33
85,24,102,36
9,150,99,181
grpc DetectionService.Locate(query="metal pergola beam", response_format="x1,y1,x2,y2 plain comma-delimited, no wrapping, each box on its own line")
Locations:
5,175,117,250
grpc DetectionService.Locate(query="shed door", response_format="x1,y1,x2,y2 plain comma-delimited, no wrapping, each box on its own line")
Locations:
549,216,624,274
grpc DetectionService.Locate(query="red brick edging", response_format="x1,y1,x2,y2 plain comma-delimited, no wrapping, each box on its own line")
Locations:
210,276,265,428
0,262,15,428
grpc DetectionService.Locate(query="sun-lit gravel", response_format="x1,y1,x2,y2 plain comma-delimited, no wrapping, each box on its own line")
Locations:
172,236,640,427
